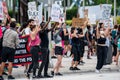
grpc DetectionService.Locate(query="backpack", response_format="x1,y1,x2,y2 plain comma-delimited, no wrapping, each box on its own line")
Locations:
0,29,7,51
114,35,120,46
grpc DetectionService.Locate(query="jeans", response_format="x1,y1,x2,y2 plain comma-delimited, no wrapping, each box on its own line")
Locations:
28,46,39,75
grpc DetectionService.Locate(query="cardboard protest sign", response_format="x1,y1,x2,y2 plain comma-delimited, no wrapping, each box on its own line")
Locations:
51,3,61,22
0,1,4,20
72,18,85,27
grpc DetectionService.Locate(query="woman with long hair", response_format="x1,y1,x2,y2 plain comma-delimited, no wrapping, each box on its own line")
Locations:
51,23,64,76
69,27,80,70
26,25,41,78
95,22,110,73
115,25,120,65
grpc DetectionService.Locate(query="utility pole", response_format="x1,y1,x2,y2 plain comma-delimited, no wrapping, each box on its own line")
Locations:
48,0,51,50
114,0,116,24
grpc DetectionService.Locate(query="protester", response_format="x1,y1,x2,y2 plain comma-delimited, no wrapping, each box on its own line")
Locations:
95,22,110,73
51,23,64,76
115,25,120,65
0,22,20,80
69,27,80,70
63,23,70,57
26,25,41,78
86,25,93,59
24,19,34,74
111,25,118,61
77,27,85,64
37,18,56,78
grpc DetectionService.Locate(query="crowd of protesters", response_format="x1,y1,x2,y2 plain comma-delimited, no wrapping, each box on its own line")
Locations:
0,16,120,80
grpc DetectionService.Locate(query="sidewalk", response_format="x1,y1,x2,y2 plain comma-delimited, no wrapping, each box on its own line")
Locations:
2,52,120,79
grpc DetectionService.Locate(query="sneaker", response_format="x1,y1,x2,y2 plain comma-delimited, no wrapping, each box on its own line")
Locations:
69,67,74,70
8,75,15,80
95,69,100,73
80,61,85,64
73,67,80,70
0,76,4,80
44,75,53,78
2,72,8,75
37,75,44,78
51,71,54,76
26,73,30,79
55,72,63,76
32,75,37,78
87,56,92,59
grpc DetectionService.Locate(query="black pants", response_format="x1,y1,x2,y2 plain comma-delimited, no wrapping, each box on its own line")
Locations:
80,43,85,57
28,46,39,75
96,45,107,70
112,43,117,56
71,44,80,61
38,48,49,76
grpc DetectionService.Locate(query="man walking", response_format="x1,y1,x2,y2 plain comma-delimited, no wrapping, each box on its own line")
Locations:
0,22,19,80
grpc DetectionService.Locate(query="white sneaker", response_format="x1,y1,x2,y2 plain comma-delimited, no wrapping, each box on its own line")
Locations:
95,69,100,73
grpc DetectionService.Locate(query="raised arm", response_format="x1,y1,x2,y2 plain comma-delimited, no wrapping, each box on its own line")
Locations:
41,17,51,31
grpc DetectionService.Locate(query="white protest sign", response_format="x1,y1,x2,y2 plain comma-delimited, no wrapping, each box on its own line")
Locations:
27,10,40,25
100,18,113,28
28,1,37,11
51,3,61,22
79,4,112,24
100,4,112,20
88,14,96,24
0,1,4,20
38,3,43,24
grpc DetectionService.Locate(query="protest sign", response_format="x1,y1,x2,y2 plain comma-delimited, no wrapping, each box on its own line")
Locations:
13,36,42,65
38,3,43,24
72,18,85,27
51,3,61,22
0,1,4,20
79,4,112,24
100,4,112,20
28,1,37,11
100,18,113,28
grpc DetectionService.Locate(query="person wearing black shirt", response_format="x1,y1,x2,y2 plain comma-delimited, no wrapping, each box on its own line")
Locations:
37,18,56,78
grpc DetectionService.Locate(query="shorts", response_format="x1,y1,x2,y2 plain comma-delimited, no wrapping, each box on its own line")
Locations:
55,46,64,55
1,47,15,62
64,40,69,45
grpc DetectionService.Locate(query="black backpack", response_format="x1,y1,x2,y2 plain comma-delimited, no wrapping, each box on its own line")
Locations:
0,29,7,51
